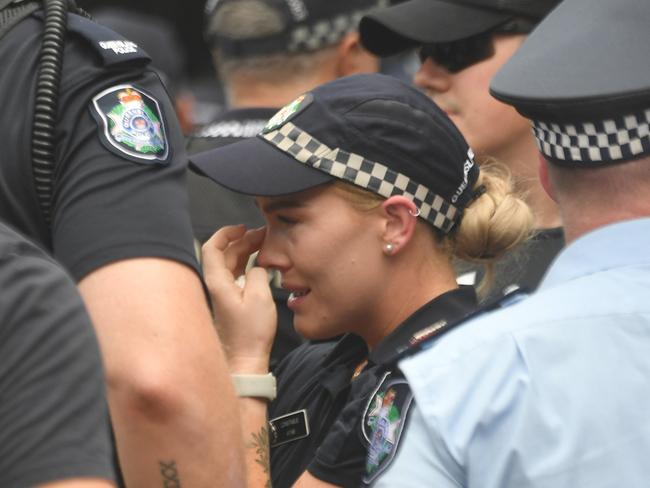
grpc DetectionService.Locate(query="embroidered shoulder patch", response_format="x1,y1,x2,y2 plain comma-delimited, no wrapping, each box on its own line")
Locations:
262,92,313,134
90,84,169,164
362,375,414,484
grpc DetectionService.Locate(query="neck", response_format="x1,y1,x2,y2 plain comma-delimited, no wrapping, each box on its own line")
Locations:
361,252,458,351
226,71,334,109
481,135,562,230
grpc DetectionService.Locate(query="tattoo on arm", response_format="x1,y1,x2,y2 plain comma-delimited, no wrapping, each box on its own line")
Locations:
247,426,271,488
160,460,182,488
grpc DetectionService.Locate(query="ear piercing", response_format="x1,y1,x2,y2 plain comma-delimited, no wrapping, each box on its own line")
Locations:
409,208,421,217
383,243,395,255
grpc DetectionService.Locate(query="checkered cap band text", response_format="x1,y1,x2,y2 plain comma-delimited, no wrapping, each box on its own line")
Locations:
532,108,650,164
261,122,461,233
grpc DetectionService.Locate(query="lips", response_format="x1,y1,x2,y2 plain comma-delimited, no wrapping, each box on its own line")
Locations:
284,284,311,310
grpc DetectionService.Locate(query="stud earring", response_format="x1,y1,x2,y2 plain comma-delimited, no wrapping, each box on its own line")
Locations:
383,243,394,255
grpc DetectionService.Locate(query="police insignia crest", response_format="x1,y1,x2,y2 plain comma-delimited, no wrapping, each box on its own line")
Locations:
362,375,413,484
262,93,313,133
91,84,169,163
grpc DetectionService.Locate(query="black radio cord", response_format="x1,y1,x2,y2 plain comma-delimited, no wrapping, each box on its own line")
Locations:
31,0,67,228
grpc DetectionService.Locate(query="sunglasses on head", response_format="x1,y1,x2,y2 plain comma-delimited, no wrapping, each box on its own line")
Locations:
418,17,537,73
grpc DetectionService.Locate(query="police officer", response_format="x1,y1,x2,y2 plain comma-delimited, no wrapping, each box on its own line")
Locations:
193,73,534,487
359,0,564,301
0,2,243,486
0,221,115,487
370,0,650,485
189,0,388,371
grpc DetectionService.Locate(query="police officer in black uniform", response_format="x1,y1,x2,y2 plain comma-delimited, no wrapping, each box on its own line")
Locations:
0,2,243,486
189,0,388,370
193,73,535,487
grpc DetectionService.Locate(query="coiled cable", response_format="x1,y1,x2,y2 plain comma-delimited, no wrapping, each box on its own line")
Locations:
31,0,67,228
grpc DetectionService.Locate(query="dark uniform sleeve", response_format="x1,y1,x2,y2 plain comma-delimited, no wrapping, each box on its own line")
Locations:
51,17,199,280
0,223,115,488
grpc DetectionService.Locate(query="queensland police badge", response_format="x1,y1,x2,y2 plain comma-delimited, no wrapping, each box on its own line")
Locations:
362,375,414,484
91,84,169,163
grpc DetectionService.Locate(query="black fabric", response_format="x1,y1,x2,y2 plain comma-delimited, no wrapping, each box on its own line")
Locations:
187,107,304,370
0,222,115,488
359,0,560,57
0,11,199,281
186,108,275,241
205,0,383,55
269,287,478,487
455,226,565,303
489,0,650,120
190,74,479,212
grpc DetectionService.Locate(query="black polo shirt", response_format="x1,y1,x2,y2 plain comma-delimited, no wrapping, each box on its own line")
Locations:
268,286,478,488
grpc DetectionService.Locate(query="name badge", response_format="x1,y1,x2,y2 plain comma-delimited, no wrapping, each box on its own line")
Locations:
269,409,310,447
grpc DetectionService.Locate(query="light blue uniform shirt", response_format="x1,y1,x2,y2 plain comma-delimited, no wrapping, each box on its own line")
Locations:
373,218,650,487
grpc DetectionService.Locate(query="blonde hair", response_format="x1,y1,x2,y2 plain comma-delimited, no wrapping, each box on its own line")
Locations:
331,163,534,294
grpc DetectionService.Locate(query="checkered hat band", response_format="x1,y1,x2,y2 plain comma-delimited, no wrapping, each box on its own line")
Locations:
261,122,460,233
532,108,650,164
288,4,386,53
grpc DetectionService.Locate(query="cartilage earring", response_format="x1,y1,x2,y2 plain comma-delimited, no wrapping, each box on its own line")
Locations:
383,243,394,255
409,208,421,217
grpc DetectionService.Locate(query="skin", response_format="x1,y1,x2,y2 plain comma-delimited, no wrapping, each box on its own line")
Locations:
202,184,459,487
37,481,114,488
414,34,562,229
78,259,244,488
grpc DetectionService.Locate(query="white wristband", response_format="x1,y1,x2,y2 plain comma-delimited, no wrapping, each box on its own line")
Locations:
232,373,277,401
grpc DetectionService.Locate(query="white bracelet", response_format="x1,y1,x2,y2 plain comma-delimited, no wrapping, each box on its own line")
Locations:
231,373,277,400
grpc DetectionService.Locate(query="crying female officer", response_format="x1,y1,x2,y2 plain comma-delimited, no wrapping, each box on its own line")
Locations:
190,73,534,488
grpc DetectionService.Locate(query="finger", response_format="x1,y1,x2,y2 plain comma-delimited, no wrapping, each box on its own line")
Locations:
224,227,266,277
202,225,247,274
243,267,275,303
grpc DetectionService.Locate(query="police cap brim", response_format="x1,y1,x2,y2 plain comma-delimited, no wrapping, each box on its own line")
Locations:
189,136,334,197
360,0,510,57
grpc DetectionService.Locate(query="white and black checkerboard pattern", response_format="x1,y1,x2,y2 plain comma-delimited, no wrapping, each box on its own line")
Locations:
532,108,650,164
287,2,389,53
261,122,460,233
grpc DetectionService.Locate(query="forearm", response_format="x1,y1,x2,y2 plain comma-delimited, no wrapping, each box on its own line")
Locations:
79,258,245,488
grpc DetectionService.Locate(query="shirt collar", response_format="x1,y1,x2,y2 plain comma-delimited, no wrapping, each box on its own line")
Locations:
369,286,478,366
540,218,650,290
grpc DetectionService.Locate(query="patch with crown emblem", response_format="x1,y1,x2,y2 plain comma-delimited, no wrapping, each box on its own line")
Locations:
262,93,313,134
90,84,169,163
362,375,414,485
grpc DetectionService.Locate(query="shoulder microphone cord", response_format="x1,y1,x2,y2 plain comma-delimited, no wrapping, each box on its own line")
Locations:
31,0,67,228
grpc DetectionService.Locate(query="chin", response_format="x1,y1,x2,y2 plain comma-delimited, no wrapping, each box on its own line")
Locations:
294,318,345,342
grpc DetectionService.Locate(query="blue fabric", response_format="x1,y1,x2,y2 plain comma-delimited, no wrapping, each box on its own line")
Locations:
373,218,650,487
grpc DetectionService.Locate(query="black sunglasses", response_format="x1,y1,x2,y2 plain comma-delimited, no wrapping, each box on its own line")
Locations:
418,18,537,73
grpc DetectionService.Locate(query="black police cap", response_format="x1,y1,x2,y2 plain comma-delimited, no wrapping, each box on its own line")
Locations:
490,0,650,166
204,0,387,57
360,0,560,57
190,73,480,234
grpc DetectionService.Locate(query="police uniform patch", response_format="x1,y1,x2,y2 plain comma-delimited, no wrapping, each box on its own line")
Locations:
362,375,413,484
262,93,313,134
91,84,169,163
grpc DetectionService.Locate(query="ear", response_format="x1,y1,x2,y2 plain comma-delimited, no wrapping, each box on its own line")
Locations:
538,153,558,202
380,195,418,255
335,32,380,77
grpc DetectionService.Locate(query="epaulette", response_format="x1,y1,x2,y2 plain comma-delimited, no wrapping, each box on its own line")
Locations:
385,287,529,367
35,11,151,67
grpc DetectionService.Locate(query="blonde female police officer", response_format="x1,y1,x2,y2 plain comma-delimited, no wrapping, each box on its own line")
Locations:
191,73,533,487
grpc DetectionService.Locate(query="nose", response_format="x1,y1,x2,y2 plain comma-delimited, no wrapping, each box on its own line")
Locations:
255,229,291,273
414,58,452,95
